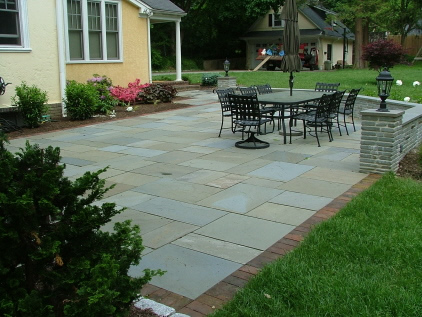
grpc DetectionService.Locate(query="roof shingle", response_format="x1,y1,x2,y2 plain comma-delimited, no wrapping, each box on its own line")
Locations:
141,0,184,13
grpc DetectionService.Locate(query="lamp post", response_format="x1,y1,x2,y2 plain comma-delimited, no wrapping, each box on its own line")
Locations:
376,67,394,112
223,58,230,77
342,27,346,69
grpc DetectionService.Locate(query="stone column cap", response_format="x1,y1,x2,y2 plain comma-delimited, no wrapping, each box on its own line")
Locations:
361,109,405,117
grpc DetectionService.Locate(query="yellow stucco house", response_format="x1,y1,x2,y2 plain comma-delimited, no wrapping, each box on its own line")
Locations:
241,4,354,71
0,0,185,115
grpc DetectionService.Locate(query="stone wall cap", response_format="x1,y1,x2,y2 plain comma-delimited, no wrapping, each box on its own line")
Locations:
360,109,405,117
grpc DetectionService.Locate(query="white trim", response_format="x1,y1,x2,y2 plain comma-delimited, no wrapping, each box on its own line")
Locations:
100,2,107,60
81,0,89,59
56,0,67,116
0,47,31,52
175,20,182,81
147,15,152,83
66,59,123,64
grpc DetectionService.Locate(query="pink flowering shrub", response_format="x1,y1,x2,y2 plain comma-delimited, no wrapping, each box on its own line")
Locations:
87,74,117,113
110,79,150,104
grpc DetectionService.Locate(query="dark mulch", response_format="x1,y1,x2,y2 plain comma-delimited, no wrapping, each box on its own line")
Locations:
396,146,422,181
5,98,193,140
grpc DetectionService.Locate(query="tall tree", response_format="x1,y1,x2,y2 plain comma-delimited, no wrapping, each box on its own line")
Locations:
318,0,387,68
151,0,285,60
387,0,422,45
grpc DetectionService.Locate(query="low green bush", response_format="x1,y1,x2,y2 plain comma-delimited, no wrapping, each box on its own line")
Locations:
0,136,163,317
201,73,220,86
64,80,98,120
138,84,177,103
12,82,48,128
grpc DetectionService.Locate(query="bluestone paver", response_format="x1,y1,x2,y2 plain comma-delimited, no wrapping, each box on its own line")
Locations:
6,89,369,312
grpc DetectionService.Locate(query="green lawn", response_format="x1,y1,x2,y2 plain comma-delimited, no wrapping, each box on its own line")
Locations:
153,62,422,104
210,173,422,317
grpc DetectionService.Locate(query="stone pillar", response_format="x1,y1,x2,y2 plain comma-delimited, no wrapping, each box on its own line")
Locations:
360,110,404,174
217,76,237,89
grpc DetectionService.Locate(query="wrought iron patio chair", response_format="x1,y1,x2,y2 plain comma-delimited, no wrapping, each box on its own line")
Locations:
255,84,273,95
216,88,236,137
239,86,258,96
255,83,285,129
328,90,346,137
239,86,274,134
315,82,340,92
289,93,333,147
337,88,361,135
228,94,273,149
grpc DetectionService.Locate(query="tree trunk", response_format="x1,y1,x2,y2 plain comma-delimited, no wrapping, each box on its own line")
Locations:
354,17,364,69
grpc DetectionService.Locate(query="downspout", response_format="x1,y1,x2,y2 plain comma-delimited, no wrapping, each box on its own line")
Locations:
147,14,152,83
175,19,182,81
55,0,67,116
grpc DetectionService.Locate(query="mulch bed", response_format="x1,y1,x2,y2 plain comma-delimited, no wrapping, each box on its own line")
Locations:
5,98,193,140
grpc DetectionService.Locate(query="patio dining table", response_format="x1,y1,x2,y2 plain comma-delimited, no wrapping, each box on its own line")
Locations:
257,90,334,144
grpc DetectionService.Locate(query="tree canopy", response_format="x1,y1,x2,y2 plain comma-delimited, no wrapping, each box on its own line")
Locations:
151,0,422,68
152,0,285,60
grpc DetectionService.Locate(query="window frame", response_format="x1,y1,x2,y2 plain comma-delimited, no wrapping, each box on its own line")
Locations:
65,0,122,63
272,13,284,28
0,0,31,52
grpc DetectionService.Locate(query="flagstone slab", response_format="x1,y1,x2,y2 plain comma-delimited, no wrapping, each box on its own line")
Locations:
278,177,351,198
198,183,282,214
132,197,226,226
129,244,242,299
173,233,261,264
133,178,221,204
141,222,198,249
247,202,316,226
195,213,295,250
247,161,314,182
270,191,332,211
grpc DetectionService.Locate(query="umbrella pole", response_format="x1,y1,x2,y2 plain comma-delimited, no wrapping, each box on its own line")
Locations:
289,72,294,96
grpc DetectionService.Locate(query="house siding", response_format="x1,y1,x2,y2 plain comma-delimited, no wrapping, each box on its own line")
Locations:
319,38,352,67
243,6,354,71
66,0,149,86
0,1,61,107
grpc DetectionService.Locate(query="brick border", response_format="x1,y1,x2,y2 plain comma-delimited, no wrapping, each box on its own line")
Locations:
140,173,382,317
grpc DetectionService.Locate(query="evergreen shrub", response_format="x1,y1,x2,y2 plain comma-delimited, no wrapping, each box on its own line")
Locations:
64,80,98,120
0,136,162,316
12,82,48,128
201,74,219,86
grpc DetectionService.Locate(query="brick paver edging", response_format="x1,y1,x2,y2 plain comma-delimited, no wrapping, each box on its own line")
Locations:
140,174,382,317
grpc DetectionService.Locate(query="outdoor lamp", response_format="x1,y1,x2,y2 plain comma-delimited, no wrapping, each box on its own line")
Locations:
223,58,230,77
376,67,394,112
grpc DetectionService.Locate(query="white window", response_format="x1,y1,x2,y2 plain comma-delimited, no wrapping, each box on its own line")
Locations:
272,13,284,28
66,0,121,62
0,0,30,51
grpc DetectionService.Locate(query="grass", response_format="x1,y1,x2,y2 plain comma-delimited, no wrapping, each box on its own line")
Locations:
153,62,422,103
209,173,422,317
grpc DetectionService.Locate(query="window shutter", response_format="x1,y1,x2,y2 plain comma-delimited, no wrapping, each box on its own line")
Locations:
268,14,272,27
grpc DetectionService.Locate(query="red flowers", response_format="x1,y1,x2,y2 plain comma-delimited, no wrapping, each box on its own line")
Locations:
110,79,150,104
